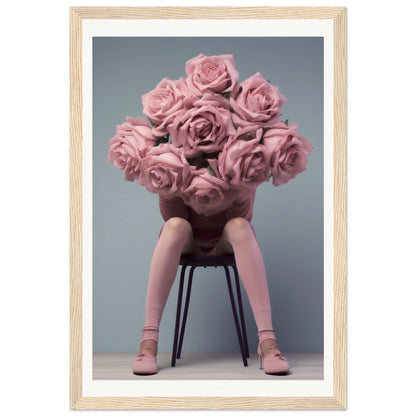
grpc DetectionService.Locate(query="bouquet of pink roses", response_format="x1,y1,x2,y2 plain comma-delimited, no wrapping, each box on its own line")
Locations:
108,53,313,216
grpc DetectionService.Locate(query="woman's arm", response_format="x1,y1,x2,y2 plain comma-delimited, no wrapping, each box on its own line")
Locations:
158,195,189,221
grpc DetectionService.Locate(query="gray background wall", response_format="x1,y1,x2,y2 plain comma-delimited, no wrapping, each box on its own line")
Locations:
93,37,323,353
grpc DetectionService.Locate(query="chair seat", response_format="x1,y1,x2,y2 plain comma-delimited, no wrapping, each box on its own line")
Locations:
180,255,236,267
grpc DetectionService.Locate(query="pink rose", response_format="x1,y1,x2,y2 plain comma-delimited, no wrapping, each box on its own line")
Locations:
263,122,313,186
108,117,155,181
185,53,239,95
142,77,190,136
167,94,235,157
182,169,234,216
212,127,270,187
230,73,286,128
138,144,191,197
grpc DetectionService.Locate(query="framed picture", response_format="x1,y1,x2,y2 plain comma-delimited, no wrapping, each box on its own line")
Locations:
70,6,346,410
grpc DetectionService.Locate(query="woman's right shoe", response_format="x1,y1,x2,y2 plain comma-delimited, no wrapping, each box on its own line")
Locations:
257,345,290,375
132,348,157,375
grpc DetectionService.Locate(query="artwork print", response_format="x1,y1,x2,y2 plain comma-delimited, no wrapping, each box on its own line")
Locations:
93,37,323,381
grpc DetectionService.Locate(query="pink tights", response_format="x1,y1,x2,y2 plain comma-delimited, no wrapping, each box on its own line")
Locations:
141,217,276,346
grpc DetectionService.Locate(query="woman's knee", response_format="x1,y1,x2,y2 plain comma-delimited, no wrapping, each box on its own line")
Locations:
224,217,254,240
162,217,193,241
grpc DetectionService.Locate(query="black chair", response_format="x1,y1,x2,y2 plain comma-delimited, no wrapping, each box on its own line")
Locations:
171,255,250,367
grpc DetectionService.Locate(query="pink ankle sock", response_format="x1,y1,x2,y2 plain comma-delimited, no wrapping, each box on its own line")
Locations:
141,326,159,342
257,329,277,345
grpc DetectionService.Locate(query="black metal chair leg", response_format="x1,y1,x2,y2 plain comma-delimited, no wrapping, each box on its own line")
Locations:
177,266,195,359
224,266,248,367
232,265,250,358
171,265,187,367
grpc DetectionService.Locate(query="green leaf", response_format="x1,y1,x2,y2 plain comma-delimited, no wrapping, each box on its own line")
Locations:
147,117,154,128
154,136,169,146
206,165,216,177
284,118,289,126
222,92,231,99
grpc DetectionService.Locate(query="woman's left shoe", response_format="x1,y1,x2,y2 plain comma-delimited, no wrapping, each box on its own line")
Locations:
132,348,157,375
132,339,158,375
257,341,290,375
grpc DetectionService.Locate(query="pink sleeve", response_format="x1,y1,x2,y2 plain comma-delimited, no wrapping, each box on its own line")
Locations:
158,195,189,221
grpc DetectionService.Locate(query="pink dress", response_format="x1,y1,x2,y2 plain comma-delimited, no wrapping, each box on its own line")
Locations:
158,189,256,254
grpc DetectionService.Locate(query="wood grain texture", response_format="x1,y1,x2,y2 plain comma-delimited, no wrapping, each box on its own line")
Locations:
70,6,346,20
71,396,344,410
69,7,83,409
69,6,347,410
333,8,347,410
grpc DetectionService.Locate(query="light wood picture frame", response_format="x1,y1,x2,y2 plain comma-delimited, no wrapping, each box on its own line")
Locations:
70,6,346,410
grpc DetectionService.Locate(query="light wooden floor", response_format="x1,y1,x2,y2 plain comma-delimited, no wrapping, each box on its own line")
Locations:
93,352,323,380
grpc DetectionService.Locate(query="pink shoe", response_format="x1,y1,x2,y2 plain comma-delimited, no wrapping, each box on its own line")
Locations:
257,345,290,375
132,349,157,375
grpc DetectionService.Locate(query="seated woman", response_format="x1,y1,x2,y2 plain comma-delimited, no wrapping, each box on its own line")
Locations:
133,191,289,375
